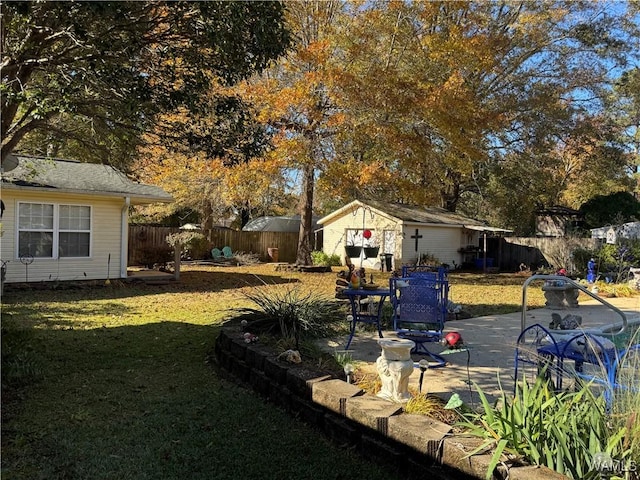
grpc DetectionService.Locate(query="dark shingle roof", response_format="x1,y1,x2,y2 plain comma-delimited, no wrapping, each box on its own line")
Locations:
364,200,486,226
318,199,490,228
1,155,172,204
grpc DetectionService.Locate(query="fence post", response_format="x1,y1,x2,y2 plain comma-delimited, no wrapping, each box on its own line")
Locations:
174,242,181,281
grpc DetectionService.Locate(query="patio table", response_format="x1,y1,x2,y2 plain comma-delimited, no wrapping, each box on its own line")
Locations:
342,287,389,349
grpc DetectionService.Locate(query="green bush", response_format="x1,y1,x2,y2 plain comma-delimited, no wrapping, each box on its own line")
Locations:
311,251,341,267
572,246,595,276
166,232,210,260
598,240,640,283
459,376,636,479
238,282,344,350
574,239,640,283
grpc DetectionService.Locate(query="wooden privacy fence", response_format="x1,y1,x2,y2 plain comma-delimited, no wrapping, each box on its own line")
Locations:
129,225,597,272
486,236,599,272
128,225,306,265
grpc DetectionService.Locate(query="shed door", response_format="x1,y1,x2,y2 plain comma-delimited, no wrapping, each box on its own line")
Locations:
383,230,395,254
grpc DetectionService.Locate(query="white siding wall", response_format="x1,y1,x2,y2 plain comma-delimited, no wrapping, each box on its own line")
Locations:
400,225,479,268
1,190,125,283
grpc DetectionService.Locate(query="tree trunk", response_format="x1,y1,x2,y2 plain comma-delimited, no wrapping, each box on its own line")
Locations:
201,202,214,230
296,163,315,265
441,170,461,212
239,207,251,229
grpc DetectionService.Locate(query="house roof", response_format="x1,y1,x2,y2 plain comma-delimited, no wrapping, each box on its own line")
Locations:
318,200,510,232
591,221,640,239
242,215,319,232
1,155,172,204
535,205,582,216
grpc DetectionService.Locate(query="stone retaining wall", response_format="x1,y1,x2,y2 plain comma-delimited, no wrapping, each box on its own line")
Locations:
214,326,567,480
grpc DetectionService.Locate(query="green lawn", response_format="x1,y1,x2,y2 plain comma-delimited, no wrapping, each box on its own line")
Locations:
1,265,548,479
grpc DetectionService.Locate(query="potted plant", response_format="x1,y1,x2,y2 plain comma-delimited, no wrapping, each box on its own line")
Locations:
363,230,379,258
345,244,363,258
363,245,380,258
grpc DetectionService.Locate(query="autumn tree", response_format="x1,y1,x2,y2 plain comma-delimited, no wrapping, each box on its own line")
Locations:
238,1,343,265
610,66,640,196
322,0,638,222
132,80,295,229
1,1,290,168
133,127,291,229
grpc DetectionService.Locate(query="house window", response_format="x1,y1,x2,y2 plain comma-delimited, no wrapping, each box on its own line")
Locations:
18,203,91,258
346,229,379,248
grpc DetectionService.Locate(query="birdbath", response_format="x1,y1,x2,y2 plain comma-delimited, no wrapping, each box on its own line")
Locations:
376,338,415,403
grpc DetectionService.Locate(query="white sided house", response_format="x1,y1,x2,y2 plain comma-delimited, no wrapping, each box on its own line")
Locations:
318,200,508,271
1,155,172,284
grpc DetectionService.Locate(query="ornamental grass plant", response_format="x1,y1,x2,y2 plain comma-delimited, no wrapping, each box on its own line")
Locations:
609,327,640,468
460,371,639,480
238,280,345,350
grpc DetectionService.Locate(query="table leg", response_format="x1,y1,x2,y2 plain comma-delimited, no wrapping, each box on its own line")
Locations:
345,298,358,349
375,299,385,338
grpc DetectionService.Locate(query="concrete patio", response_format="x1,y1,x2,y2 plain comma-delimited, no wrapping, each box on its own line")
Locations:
319,295,640,406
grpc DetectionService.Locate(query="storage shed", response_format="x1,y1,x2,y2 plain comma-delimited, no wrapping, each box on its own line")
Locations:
317,200,508,271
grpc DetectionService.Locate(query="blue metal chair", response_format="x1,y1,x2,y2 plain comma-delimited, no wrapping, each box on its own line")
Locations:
389,277,447,367
559,336,640,411
557,332,616,391
514,323,563,393
556,332,623,412
401,265,450,319
606,343,639,410
401,265,448,281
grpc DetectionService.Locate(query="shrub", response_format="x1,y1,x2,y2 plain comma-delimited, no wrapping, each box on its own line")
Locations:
166,232,210,260
137,245,173,268
311,251,341,267
459,375,636,480
572,246,594,275
598,240,640,283
238,282,344,350
574,239,640,283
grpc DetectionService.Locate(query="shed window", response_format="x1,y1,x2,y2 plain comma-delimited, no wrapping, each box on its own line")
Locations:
18,203,91,258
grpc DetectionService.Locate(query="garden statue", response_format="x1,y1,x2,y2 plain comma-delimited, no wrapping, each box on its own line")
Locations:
376,339,415,403
587,258,596,283
335,264,355,298
549,312,582,330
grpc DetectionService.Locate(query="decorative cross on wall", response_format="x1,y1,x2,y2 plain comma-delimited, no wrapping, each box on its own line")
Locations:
410,229,423,252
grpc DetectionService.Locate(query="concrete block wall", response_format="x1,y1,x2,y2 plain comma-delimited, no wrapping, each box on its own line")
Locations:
214,326,567,480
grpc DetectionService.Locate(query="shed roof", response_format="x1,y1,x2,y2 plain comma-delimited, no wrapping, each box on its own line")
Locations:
318,200,509,232
590,221,640,239
242,215,318,232
1,155,172,204
535,205,582,216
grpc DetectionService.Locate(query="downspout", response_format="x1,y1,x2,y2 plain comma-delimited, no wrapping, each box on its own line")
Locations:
120,197,130,278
